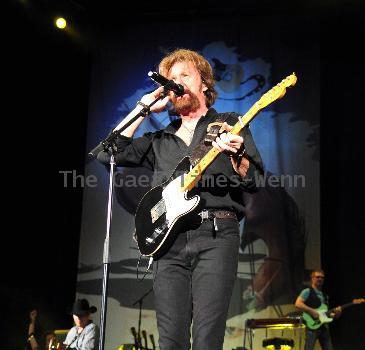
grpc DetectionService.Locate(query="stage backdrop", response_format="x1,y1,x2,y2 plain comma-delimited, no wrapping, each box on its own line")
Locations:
75,16,319,350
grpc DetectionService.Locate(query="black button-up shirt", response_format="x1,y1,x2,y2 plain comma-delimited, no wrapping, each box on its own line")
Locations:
98,108,263,219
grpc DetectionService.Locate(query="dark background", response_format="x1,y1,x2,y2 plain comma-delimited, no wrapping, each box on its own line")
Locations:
2,1,364,349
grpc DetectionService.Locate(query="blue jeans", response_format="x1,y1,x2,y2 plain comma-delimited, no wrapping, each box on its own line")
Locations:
305,326,334,350
153,217,240,350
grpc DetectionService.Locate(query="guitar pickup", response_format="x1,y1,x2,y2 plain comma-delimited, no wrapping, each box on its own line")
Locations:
145,237,154,244
145,220,169,245
150,199,166,223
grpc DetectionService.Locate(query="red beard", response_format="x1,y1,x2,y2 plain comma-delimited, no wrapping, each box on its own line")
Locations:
172,89,201,115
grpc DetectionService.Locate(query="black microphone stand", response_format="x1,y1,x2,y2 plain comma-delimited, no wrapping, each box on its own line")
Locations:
88,95,162,350
132,287,153,350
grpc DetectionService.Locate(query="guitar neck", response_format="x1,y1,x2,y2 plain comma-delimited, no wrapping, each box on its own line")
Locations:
329,302,356,314
178,72,297,192
180,105,260,192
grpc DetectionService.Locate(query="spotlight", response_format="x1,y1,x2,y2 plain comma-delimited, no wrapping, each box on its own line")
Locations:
55,17,67,29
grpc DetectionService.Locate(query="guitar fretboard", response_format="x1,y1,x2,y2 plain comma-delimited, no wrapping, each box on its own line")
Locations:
329,301,359,314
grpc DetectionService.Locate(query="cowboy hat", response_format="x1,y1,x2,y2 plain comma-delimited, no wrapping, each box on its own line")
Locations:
69,299,97,316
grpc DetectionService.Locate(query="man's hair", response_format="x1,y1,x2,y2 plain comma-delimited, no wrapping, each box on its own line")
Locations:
311,269,325,278
158,48,217,108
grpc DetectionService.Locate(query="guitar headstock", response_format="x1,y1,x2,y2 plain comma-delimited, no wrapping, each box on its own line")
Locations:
256,73,297,110
353,298,365,304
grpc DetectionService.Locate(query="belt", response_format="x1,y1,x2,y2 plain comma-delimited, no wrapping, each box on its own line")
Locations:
198,209,237,222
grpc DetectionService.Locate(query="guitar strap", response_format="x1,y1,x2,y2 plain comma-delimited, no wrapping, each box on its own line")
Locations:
189,112,237,167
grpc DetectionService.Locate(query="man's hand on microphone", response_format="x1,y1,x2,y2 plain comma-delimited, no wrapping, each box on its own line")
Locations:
113,86,170,138
140,86,170,113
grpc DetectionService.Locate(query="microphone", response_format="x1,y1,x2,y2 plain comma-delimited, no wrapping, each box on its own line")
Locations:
130,327,138,347
148,71,184,96
141,330,148,349
149,334,156,350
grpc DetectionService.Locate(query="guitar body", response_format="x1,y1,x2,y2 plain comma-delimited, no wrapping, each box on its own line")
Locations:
303,304,333,330
135,157,200,258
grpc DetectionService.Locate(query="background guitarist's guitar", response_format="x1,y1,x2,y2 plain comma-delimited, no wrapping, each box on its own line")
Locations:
134,73,297,258
302,298,365,330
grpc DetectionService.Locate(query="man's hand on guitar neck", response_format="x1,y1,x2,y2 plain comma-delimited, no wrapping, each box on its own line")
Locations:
212,122,250,177
212,122,244,154
329,306,342,319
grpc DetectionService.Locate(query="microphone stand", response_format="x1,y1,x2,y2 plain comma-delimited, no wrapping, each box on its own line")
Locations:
88,96,162,350
97,151,114,350
132,287,153,350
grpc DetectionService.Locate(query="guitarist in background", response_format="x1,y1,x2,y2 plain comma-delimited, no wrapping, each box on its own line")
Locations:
295,269,341,350
97,48,263,350
62,299,99,350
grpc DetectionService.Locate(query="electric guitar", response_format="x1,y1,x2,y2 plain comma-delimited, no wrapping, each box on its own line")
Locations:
134,73,297,258
302,298,365,330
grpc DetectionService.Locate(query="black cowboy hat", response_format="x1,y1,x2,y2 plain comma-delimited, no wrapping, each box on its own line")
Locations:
69,299,97,316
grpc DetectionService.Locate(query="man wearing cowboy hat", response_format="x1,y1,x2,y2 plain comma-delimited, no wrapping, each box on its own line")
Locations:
63,299,99,350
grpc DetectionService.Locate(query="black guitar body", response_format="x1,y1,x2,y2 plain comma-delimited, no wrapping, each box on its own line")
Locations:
135,157,200,258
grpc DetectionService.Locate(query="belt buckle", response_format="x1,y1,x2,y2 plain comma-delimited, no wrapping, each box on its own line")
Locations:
198,209,210,223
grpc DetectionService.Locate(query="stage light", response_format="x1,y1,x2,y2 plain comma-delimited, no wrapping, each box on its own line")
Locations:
55,17,67,29
263,337,294,350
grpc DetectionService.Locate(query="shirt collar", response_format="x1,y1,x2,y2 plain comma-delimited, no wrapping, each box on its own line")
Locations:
163,108,218,134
